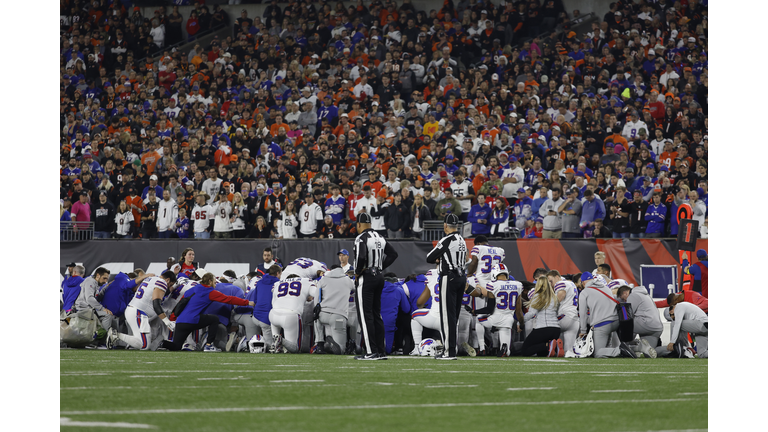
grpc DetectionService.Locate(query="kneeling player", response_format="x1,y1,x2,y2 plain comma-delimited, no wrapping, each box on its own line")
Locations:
108,271,177,350
467,264,520,357
548,270,580,355
410,269,443,355
270,275,317,353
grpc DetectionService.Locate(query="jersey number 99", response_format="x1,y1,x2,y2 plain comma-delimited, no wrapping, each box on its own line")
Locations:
277,281,301,297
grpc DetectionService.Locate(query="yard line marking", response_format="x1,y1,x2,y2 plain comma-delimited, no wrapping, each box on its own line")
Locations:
270,380,325,383
372,382,395,386
60,398,704,416
61,373,111,376
61,417,156,429
426,385,478,388
507,387,556,391
130,375,178,378
678,392,707,396
591,390,645,393
198,377,245,381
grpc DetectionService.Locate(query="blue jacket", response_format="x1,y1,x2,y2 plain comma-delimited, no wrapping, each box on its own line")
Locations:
203,283,243,326
62,276,84,311
531,197,548,216
403,276,431,314
101,273,136,318
644,203,667,234
467,203,492,235
253,275,280,324
381,280,410,354
580,197,606,226
175,284,248,325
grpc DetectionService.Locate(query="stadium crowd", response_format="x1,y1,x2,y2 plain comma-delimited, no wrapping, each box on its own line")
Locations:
60,245,708,358
60,0,708,240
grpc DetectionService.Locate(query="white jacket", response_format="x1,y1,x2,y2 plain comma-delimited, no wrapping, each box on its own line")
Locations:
157,198,178,232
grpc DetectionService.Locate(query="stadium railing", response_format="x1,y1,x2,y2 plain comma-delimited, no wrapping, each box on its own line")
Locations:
60,221,94,242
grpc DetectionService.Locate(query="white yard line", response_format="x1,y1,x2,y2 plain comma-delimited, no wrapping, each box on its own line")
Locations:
130,375,177,378
425,385,478,388
591,390,646,393
506,387,556,391
270,380,325,383
678,392,708,396
61,417,155,429
61,398,704,416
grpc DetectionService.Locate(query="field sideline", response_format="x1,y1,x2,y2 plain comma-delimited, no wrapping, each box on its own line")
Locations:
60,350,707,431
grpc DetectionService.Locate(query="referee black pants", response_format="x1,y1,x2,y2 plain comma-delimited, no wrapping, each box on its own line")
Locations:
161,314,220,351
438,270,466,357
355,269,386,355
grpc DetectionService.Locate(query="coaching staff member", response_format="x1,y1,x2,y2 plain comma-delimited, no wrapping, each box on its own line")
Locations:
353,213,398,360
426,214,468,360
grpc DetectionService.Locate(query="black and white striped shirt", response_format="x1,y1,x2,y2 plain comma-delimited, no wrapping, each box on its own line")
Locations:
426,232,468,275
354,229,398,274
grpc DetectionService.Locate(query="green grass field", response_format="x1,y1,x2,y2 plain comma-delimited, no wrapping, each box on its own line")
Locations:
60,350,707,432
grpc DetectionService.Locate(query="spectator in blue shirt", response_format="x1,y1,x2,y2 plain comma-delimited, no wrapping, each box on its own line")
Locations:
467,193,492,236
644,193,667,238
579,189,606,235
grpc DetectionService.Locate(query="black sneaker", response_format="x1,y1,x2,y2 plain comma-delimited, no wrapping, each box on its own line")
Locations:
313,344,326,354
374,353,388,360
619,342,638,359
354,353,378,360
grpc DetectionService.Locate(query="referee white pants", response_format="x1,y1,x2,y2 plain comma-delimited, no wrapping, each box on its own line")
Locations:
117,306,152,350
269,309,303,353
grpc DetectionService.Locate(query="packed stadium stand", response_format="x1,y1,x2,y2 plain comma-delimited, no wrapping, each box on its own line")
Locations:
60,0,708,241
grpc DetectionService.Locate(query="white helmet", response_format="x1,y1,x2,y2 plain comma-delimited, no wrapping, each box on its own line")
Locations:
491,263,509,281
419,338,444,357
248,335,268,353
607,279,630,290
569,331,594,358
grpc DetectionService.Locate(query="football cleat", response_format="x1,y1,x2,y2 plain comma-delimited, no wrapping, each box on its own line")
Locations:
272,334,283,353
313,344,326,354
500,343,509,358
181,343,194,351
638,338,656,359
203,343,221,353
547,340,558,357
619,342,638,359
682,346,697,359
105,328,116,350
556,339,565,357
408,347,420,356
436,354,457,360
461,342,476,357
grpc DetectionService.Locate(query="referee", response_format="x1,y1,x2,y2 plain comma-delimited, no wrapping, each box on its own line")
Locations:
353,213,399,360
426,214,468,360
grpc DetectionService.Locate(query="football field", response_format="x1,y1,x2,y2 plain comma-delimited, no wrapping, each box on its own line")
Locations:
60,350,707,431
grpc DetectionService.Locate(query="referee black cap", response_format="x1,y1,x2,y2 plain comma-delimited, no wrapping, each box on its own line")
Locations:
444,213,460,226
358,213,372,224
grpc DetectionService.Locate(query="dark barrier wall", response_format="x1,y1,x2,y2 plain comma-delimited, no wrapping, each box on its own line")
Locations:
61,239,707,285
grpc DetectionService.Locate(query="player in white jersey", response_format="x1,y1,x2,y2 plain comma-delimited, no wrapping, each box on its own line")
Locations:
465,236,505,353
467,264,521,356
547,270,580,355
269,276,318,353
409,269,443,355
280,258,328,281
109,271,177,350
607,278,630,294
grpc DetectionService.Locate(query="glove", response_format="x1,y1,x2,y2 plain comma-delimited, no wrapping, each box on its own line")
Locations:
682,259,689,268
463,305,473,314
313,303,322,321
162,317,175,331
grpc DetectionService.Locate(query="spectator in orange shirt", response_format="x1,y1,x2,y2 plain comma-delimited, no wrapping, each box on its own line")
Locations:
124,187,145,232
140,141,162,176
363,170,384,196
269,113,290,137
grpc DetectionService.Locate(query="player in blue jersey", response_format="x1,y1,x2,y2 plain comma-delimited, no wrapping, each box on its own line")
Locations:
161,272,252,352
203,280,246,351
380,275,411,354
250,265,282,347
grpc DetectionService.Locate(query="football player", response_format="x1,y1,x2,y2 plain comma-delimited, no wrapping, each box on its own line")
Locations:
547,270,580,355
465,236,506,353
466,263,521,357
280,258,327,281
270,274,318,353
409,269,443,355
108,270,177,350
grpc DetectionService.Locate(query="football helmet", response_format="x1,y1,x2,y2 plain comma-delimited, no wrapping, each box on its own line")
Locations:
569,331,594,358
248,335,268,353
491,263,509,281
419,338,445,357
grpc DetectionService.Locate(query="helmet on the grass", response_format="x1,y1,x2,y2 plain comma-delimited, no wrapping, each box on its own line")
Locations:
419,338,444,357
248,335,268,353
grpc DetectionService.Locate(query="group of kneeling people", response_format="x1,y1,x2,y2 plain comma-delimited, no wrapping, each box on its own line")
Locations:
60,257,707,359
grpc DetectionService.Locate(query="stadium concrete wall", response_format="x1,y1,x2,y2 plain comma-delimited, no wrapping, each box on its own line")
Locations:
61,238,707,293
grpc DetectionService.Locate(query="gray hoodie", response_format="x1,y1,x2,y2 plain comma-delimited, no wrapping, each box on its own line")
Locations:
578,277,617,333
540,197,564,231
74,276,104,313
316,268,354,317
626,286,663,331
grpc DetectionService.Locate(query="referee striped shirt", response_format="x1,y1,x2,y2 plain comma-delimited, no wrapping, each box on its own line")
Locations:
354,229,397,274
426,232,468,275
